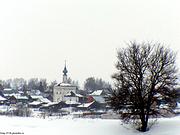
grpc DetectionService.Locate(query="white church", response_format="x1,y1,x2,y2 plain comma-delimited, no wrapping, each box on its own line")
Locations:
53,64,79,103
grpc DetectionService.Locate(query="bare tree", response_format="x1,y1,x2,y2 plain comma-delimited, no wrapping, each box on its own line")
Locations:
108,42,178,132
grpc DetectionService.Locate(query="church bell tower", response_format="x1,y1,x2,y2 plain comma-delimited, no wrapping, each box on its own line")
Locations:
62,61,68,83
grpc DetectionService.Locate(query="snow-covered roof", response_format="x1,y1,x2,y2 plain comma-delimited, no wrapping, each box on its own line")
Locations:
41,102,59,107
0,96,7,101
13,95,28,100
57,83,75,87
30,95,51,103
71,111,84,115
3,88,12,91
75,93,83,97
29,97,51,106
61,83,72,86
77,101,95,108
38,97,51,103
31,95,44,99
64,91,83,97
29,101,43,106
3,93,28,100
65,100,81,105
4,93,20,97
90,90,103,96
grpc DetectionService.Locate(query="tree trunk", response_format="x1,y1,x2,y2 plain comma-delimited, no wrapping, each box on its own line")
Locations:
140,108,148,132
141,117,148,132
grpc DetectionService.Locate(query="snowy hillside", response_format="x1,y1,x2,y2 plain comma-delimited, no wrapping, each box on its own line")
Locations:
0,116,179,135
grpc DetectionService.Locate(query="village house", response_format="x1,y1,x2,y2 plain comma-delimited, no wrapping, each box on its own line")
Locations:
40,101,68,113
89,90,107,103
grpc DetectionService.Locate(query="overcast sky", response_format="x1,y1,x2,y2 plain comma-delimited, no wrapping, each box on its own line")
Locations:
0,0,179,87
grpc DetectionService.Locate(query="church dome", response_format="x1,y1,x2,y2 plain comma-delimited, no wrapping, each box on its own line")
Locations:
63,65,68,75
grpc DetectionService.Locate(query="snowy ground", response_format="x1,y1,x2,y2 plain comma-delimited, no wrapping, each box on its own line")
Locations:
0,116,179,135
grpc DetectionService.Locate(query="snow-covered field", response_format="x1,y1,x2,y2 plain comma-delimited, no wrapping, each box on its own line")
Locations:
0,116,179,135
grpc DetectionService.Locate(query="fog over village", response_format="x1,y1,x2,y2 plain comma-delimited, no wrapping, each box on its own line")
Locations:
0,0,180,135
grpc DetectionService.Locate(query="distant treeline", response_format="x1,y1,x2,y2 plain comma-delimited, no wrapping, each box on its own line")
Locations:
0,77,112,93
0,78,57,92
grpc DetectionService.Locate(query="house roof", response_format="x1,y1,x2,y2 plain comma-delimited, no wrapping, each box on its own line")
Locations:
4,93,16,97
41,102,59,107
90,90,103,96
77,101,95,108
29,98,51,105
60,83,72,86
64,91,83,97
4,93,28,100
29,101,43,106
75,93,83,97
56,83,77,87
3,88,12,91
29,96,51,104
65,100,81,105
30,95,44,99
38,97,51,103
13,95,28,100
0,96,7,101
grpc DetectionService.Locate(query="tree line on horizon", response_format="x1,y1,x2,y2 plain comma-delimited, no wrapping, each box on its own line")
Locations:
0,77,112,93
